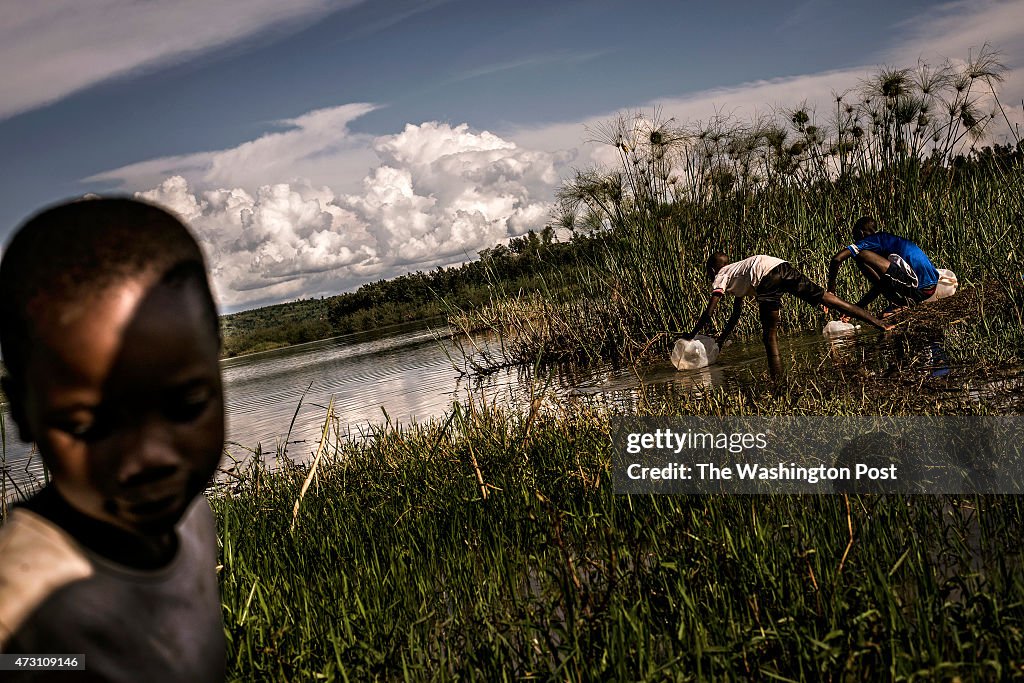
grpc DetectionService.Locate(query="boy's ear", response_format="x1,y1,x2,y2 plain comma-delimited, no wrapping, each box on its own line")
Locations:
1,374,34,443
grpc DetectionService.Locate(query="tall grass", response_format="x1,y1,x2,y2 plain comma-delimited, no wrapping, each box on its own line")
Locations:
213,371,1024,681
454,48,1024,368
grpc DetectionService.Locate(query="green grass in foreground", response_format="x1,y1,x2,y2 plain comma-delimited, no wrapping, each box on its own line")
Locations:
213,354,1024,680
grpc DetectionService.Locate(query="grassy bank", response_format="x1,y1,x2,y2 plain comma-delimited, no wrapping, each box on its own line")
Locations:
212,331,1024,680
452,157,1023,370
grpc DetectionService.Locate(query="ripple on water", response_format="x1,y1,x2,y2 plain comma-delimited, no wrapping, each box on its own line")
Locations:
4,323,1008,500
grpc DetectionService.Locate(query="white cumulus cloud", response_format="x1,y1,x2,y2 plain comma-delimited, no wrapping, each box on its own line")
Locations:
124,119,567,310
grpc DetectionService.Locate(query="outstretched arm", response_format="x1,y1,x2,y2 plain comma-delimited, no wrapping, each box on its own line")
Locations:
688,292,723,338
826,248,853,294
717,297,744,346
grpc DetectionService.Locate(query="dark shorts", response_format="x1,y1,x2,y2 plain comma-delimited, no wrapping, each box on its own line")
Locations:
882,259,936,306
755,262,826,311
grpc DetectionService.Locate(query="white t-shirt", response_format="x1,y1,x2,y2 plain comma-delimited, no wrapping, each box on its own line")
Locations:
0,496,225,682
711,255,786,298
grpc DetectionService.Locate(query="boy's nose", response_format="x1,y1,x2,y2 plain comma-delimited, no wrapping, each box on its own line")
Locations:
114,423,184,488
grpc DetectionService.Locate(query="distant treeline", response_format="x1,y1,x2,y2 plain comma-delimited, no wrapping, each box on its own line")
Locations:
218,227,603,357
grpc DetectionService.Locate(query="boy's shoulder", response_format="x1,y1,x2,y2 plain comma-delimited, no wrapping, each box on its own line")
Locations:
0,508,93,647
854,231,900,246
0,497,224,680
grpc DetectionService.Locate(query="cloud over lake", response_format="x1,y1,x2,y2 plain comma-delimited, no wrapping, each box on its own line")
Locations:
117,113,568,309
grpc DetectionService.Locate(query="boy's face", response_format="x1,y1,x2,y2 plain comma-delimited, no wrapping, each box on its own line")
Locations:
18,275,224,536
707,258,727,281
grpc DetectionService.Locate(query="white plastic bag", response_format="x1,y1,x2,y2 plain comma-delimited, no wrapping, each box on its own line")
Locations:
671,335,720,370
924,268,958,302
822,320,859,337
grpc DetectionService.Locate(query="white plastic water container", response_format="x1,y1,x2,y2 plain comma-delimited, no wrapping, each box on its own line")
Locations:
671,335,720,370
822,320,859,337
924,268,958,302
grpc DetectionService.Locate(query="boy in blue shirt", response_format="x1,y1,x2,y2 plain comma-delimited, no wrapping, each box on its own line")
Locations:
826,216,940,316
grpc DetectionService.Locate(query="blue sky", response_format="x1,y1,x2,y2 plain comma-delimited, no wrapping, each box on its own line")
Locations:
1,0,1022,311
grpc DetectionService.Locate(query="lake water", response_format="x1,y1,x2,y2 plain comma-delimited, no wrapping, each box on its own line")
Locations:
0,320,885,501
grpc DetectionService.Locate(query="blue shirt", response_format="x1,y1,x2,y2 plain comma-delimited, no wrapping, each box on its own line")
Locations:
847,232,939,290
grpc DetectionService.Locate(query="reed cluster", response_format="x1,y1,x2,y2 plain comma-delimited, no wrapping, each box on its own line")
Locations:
452,48,1024,369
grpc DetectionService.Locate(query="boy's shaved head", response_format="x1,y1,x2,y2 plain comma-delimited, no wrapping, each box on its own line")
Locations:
1,197,225,541
707,251,730,276
852,216,877,241
0,197,218,386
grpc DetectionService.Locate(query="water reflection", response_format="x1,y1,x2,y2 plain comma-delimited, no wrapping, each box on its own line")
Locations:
928,343,951,378
0,321,962,500
573,364,726,397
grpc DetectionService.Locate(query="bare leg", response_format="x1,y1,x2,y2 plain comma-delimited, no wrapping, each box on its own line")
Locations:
759,306,783,379
821,291,892,331
855,255,886,284
855,250,905,310
852,259,885,309
855,249,893,276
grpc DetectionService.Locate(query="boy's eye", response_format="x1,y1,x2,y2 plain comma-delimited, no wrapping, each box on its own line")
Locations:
52,414,105,441
61,420,94,438
163,386,213,423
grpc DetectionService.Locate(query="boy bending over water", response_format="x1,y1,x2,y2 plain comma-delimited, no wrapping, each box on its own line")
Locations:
826,216,940,316
689,253,891,377
0,198,226,681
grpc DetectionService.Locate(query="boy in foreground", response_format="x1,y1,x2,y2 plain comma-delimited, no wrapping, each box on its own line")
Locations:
0,198,226,681
826,216,940,316
689,253,891,377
